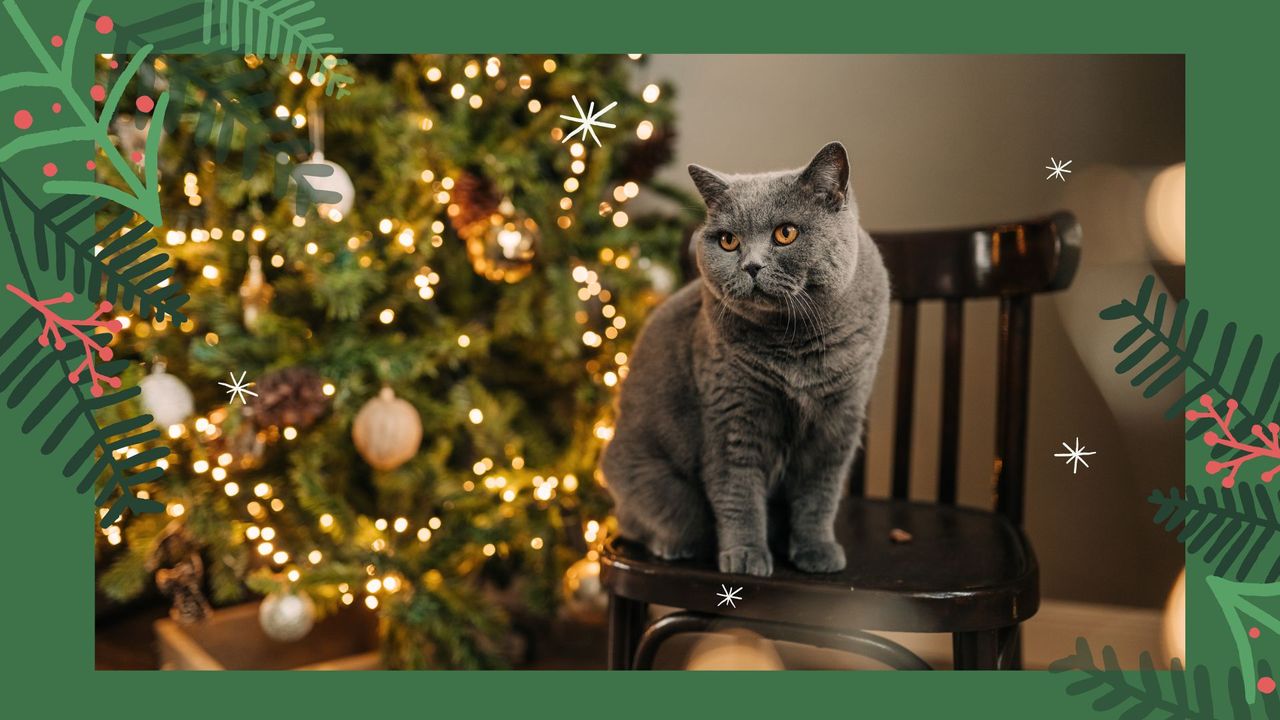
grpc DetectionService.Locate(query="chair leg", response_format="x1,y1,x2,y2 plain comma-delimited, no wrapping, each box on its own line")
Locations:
953,626,1021,670
998,625,1022,670
606,594,648,670
952,630,1000,670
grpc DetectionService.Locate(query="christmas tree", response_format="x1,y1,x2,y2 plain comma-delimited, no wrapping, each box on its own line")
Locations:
94,51,691,668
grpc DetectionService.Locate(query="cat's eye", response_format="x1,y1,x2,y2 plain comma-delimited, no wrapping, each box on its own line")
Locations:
773,223,799,245
717,232,740,252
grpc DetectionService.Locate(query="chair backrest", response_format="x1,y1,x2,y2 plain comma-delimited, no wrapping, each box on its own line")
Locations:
849,212,1082,525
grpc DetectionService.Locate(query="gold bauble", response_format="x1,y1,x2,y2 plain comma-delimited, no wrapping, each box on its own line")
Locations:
239,254,274,332
562,556,607,621
465,213,538,283
351,387,423,471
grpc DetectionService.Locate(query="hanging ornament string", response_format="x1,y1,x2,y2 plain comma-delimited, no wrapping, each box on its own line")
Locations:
295,98,355,220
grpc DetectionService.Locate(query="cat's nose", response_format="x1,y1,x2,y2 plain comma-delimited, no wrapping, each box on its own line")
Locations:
743,262,763,278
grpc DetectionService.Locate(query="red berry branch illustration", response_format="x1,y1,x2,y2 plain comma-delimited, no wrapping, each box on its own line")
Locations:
5,284,123,397
1187,394,1280,489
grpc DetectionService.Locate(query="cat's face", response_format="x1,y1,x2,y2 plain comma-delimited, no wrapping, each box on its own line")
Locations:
690,142,860,312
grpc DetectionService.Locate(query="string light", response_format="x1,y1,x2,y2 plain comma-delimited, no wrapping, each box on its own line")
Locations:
468,408,484,424
322,383,336,396
636,120,654,140
211,467,227,481
428,517,442,530
224,482,239,496
482,543,496,557
365,595,378,609
642,84,661,103
425,67,442,82
374,518,388,531
308,550,322,563
193,460,209,473
319,513,334,529
527,99,541,113
450,83,465,99
457,334,471,348
287,569,301,582
417,528,432,542
379,308,395,324
393,517,408,533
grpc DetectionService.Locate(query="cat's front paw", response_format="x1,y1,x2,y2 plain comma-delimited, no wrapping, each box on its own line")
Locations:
718,545,773,576
790,540,846,573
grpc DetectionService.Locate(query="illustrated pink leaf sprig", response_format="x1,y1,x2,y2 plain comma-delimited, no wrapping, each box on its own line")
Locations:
6,283,124,397
1186,394,1280,489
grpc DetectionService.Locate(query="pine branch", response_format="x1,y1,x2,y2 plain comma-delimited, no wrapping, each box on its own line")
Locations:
0,179,165,529
0,170,188,323
201,0,353,97
0,0,168,225
1100,275,1280,457
1150,482,1280,581
1051,638,1221,719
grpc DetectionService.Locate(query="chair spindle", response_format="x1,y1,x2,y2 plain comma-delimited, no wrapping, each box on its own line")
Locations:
994,295,1032,524
891,300,919,500
937,299,964,505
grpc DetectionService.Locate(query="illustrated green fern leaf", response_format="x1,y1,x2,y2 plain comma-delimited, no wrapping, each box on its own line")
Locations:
1208,576,1280,708
1051,638,1280,719
0,317,165,526
1150,482,1280,582
0,170,187,323
1101,275,1280,457
202,0,353,97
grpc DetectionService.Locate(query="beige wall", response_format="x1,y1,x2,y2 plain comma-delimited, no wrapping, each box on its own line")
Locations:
645,54,1185,607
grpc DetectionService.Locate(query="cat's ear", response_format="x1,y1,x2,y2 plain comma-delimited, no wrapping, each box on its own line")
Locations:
799,141,850,211
688,164,730,209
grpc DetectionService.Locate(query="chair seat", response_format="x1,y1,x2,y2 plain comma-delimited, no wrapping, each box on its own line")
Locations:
600,498,1039,634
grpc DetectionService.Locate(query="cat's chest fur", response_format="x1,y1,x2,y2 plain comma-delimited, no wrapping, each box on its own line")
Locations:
694,306,867,425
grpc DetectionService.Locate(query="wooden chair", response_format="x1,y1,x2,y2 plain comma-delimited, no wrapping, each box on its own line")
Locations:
600,211,1083,670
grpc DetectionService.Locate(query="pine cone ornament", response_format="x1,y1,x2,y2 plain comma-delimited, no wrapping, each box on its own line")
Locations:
249,366,330,430
448,170,501,241
617,125,675,182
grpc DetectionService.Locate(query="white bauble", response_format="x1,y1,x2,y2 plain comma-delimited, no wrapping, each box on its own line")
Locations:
138,362,194,427
258,591,316,642
294,151,354,220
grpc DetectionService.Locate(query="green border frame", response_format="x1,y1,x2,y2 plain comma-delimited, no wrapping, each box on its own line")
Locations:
1,0,1267,716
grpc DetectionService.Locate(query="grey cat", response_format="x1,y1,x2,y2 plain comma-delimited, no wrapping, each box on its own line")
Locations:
601,142,890,577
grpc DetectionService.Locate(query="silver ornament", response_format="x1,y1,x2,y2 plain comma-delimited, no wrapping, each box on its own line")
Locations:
139,362,194,428
258,591,316,642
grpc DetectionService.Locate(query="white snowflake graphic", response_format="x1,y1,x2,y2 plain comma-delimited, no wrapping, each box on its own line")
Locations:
1045,157,1073,182
716,584,743,609
1054,437,1096,474
218,370,258,405
559,95,617,148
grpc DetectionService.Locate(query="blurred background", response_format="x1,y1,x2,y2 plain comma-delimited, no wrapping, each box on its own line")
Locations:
92,53,1185,671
